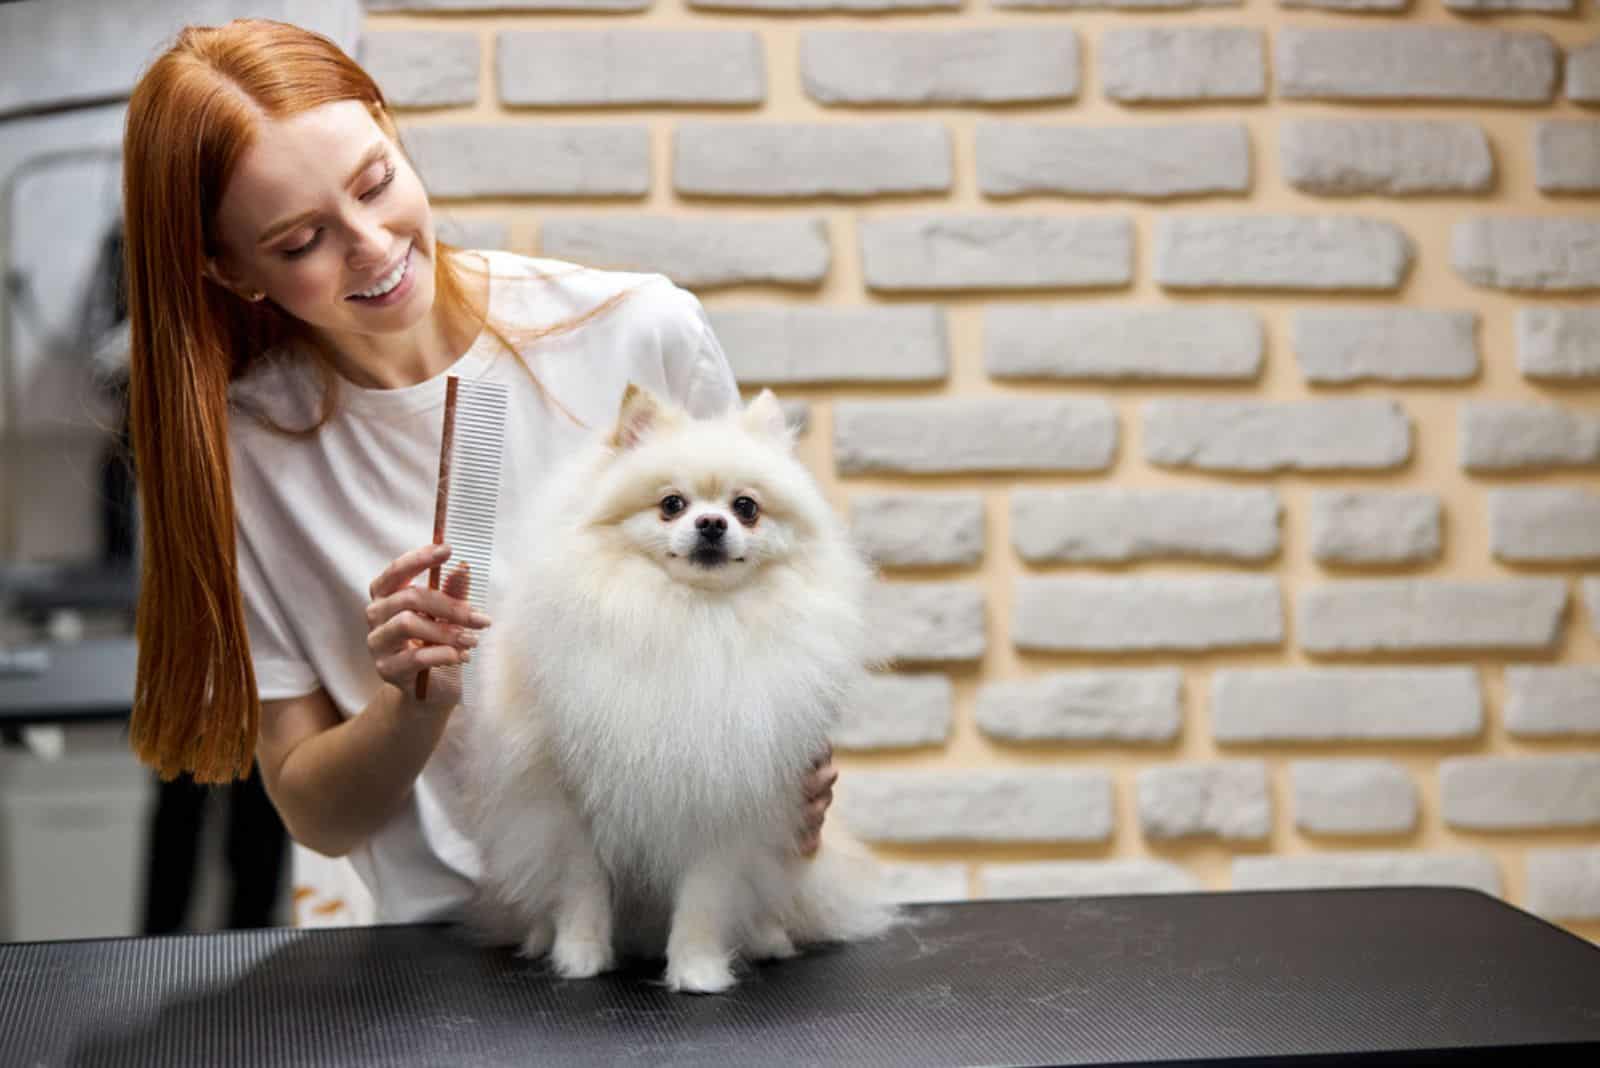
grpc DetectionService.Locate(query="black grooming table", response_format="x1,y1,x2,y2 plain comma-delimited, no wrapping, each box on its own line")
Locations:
4,888,1598,1067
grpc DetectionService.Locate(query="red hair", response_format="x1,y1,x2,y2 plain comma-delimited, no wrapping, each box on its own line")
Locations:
123,19,623,782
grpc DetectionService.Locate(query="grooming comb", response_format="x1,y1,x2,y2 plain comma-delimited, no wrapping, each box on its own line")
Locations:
417,374,509,705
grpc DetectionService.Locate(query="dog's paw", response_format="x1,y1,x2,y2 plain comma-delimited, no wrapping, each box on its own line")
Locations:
551,936,615,979
665,954,736,995
515,921,554,960
747,924,797,961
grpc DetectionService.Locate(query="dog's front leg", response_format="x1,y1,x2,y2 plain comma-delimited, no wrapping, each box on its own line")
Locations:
664,855,740,994
549,845,616,979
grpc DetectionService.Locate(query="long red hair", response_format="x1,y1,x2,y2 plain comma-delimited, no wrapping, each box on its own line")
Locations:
123,19,621,782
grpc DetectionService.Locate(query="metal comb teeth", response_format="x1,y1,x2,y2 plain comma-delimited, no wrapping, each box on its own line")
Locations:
425,375,508,706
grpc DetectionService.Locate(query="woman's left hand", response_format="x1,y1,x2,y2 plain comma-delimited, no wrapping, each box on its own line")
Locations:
798,745,838,857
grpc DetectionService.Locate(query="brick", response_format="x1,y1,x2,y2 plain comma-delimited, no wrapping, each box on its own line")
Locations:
1277,27,1558,103
1213,667,1482,743
369,0,642,6
708,305,947,385
360,31,479,109
1534,121,1600,193
975,668,1183,743
1298,579,1566,654
693,0,958,7
1013,576,1283,653
837,769,1115,843
1440,756,1600,830
1291,761,1418,836
0,0,361,119
1526,848,1600,920
834,397,1117,475
1281,120,1491,196
401,124,648,198
879,862,969,904
1278,0,1408,8
1445,0,1573,9
498,31,763,107
1292,310,1478,384
1101,28,1266,103
1233,853,1502,897
860,216,1133,291
1506,667,1600,737
1489,488,1600,562
999,0,1238,6
674,123,950,198
1452,218,1600,291
980,861,1200,901
780,400,811,437
1137,762,1271,841
1156,216,1412,291
1010,487,1280,563
1143,399,1411,472
985,305,1261,382
539,216,829,289
1586,578,1600,635
1310,491,1442,566
851,493,984,568
832,674,954,750
1459,403,1600,471
1571,38,1600,104
801,29,1078,104
1517,309,1600,380
977,122,1249,199
434,217,511,252
866,582,986,664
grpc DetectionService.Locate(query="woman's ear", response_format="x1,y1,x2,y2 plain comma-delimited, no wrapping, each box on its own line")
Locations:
203,256,262,302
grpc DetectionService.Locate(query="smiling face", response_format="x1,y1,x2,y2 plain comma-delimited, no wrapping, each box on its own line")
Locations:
207,99,436,340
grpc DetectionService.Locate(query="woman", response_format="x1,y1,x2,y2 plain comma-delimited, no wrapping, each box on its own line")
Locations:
121,18,835,927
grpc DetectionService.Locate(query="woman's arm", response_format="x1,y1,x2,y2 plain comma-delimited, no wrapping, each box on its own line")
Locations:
256,684,452,858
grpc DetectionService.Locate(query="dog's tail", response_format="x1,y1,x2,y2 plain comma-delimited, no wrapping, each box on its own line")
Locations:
784,829,902,945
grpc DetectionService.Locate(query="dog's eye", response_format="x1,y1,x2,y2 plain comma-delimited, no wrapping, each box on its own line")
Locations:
732,496,760,524
660,494,686,518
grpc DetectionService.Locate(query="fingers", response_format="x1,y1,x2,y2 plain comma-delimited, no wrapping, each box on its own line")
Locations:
376,640,469,684
369,543,452,601
803,761,839,802
368,608,479,661
366,582,491,633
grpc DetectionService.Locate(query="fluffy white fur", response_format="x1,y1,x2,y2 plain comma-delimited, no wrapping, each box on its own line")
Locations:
463,384,896,994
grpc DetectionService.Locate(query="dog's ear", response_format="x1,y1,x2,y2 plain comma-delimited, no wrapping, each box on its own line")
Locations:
741,389,795,450
610,383,678,450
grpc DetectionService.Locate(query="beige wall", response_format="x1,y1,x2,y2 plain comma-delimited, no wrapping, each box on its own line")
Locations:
368,0,1600,944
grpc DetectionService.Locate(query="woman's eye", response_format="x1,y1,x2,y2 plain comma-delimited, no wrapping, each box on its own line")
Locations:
660,495,686,518
282,230,321,259
361,163,396,202
732,496,760,523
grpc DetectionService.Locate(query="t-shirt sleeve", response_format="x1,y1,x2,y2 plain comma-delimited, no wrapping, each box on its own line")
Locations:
235,502,320,702
659,282,741,419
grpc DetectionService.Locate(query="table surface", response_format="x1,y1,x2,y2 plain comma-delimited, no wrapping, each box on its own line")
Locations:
0,635,134,723
3,888,1598,1067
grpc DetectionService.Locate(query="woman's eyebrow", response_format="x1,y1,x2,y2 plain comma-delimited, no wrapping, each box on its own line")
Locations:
255,141,388,246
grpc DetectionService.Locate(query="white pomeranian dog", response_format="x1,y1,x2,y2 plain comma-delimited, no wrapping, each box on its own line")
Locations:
463,383,897,994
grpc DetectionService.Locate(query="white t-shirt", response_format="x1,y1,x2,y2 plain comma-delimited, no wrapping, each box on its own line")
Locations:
227,250,741,925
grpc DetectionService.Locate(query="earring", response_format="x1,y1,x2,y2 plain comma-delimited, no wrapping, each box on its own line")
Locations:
248,290,265,302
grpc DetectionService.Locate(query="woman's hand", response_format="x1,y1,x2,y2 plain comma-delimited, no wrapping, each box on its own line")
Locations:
797,745,838,857
364,543,490,714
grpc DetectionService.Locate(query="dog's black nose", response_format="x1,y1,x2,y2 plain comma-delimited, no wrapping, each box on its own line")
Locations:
696,514,726,542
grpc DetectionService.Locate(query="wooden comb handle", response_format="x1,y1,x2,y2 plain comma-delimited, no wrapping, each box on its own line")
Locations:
417,375,460,701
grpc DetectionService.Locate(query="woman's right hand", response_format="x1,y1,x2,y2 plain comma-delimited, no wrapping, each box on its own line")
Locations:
365,543,491,713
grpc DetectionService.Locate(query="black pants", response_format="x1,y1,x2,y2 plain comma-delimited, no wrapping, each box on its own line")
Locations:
139,764,289,933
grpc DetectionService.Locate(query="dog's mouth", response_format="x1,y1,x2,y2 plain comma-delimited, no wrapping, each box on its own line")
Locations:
688,546,732,568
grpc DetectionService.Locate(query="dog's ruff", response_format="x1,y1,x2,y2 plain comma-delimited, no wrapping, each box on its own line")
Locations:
464,385,896,994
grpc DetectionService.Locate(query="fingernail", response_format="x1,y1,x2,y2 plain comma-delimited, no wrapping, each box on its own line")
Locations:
458,632,479,648
460,650,472,663
470,612,492,628
434,543,450,557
